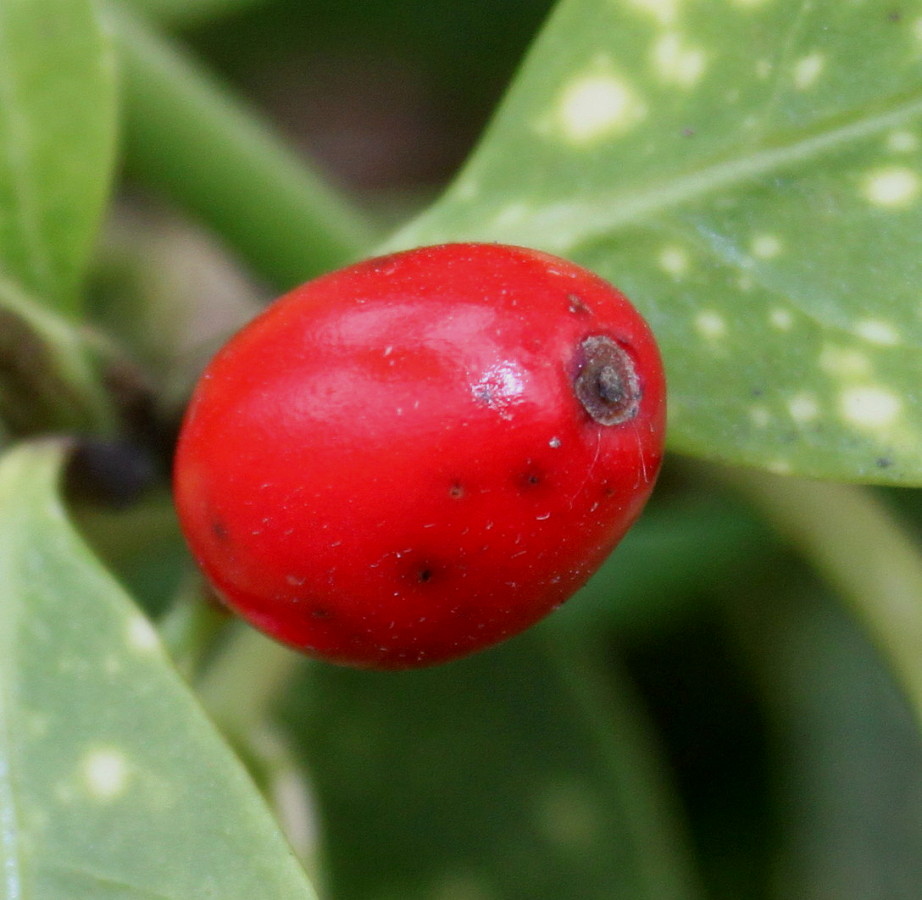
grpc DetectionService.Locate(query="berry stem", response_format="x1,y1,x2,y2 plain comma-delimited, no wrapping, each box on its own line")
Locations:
719,465,922,728
108,5,375,288
157,577,232,679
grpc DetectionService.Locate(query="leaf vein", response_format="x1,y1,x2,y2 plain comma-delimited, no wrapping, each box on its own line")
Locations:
498,93,922,252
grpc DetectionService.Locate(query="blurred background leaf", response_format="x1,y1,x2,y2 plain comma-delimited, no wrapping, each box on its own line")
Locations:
0,0,116,314
281,633,703,900
731,580,922,900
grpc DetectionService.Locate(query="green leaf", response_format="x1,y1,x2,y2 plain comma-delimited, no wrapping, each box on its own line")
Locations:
0,440,317,899
282,634,702,900
0,0,117,313
726,467,922,732
386,0,922,485
735,586,922,898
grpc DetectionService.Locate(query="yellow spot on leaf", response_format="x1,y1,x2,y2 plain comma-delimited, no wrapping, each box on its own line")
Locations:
788,393,819,422
652,32,707,88
626,0,681,24
792,53,825,89
82,748,130,801
854,319,900,346
658,245,689,277
127,615,159,652
695,311,727,339
751,233,783,259
862,166,920,208
840,386,902,429
769,308,794,330
551,69,646,145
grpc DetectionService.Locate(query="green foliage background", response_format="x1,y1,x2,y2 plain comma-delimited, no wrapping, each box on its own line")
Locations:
2,1,922,898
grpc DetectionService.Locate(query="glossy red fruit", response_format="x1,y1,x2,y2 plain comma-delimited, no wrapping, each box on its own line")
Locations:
173,243,666,669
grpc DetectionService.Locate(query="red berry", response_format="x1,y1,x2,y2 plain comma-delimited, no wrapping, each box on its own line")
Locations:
173,243,666,668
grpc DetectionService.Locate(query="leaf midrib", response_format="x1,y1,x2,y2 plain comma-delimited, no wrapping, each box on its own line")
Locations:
395,88,922,255
524,91,922,251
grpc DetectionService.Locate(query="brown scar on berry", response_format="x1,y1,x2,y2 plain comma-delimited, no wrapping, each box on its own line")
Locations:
574,335,641,426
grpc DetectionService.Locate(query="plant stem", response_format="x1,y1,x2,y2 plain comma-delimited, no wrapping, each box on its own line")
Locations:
108,6,375,288
186,617,316,861
157,580,232,680
195,623,303,735
719,465,922,727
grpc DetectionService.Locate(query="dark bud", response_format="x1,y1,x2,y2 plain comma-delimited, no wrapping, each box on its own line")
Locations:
65,438,158,509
